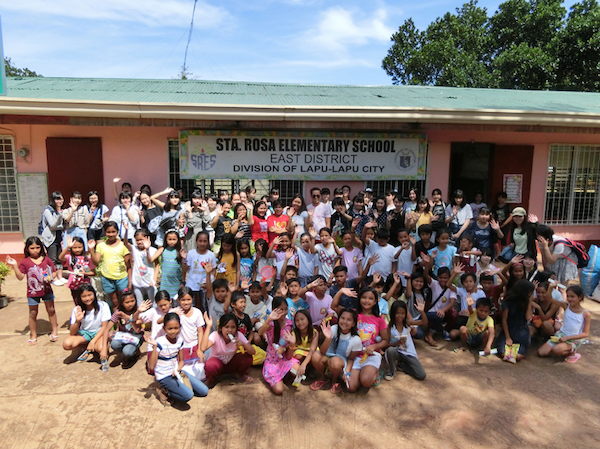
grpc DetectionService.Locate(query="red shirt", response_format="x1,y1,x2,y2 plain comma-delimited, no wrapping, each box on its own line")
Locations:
250,216,269,242
18,256,54,297
267,214,289,244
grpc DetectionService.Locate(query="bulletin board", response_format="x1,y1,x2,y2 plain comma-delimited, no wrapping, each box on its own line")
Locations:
17,173,49,239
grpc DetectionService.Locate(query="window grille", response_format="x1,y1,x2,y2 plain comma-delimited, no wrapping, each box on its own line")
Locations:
0,136,20,232
545,145,600,225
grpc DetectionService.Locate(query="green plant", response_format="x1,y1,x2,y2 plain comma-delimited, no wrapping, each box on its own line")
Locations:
0,262,10,283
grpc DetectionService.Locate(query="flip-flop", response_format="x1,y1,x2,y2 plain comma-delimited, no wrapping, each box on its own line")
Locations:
240,375,254,384
50,335,59,342
330,383,342,394
425,336,438,347
27,339,37,346
565,353,581,364
310,380,326,391
77,350,91,362
372,369,383,387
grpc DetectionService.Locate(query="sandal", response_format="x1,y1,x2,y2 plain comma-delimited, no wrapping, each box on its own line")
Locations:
157,386,170,406
50,335,59,342
565,353,581,364
27,338,37,346
330,382,342,394
77,350,91,362
425,335,438,347
240,375,254,384
310,380,326,391
372,369,383,387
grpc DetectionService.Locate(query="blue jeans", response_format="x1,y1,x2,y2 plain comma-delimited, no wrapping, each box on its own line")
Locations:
158,374,209,402
111,339,140,359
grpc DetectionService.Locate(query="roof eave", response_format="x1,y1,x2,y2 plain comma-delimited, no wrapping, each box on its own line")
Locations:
0,97,600,127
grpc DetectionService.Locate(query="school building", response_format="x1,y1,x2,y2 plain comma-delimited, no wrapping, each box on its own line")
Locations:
0,77,599,256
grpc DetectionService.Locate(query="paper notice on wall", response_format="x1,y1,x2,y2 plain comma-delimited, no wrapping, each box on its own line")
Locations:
503,174,523,203
17,173,49,238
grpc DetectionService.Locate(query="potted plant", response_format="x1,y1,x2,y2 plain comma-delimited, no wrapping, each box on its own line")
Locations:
0,261,10,307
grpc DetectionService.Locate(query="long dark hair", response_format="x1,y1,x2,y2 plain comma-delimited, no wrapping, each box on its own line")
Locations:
50,191,63,211
450,189,465,208
24,236,47,258
331,308,358,353
163,190,181,212
389,300,408,330
218,313,239,341
87,190,103,208
68,236,89,266
504,279,534,314
218,233,238,267
118,289,137,314
292,309,315,345
271,296,287,344
76,284,99,314
290,193,307,213
253,200,268,219
357,287,380,317
163,229,182,263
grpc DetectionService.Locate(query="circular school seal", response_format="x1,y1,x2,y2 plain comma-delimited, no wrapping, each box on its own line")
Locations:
395,148,417,173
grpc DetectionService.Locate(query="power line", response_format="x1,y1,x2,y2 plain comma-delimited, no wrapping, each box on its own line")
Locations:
182,0,198,77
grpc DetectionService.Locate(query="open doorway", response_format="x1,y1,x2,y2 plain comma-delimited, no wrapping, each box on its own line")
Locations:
449,142,493,205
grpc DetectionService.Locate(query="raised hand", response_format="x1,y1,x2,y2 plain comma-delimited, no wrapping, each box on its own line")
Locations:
269,308,285,321
409,234,416,246
142,236,152,250
179,248,188,260
536,236,548,248
204,261,213,274
74,306,84,322
273,236,281,247
510,254,524,265
278,282,289,297
5,255,17,266
308,227,318,239
466,295,475,307
430,249,438,259
398,270,411,278
368,253,380,266
320,320,332,339
228,281,237,293
235,230,244,240
285,248,295,260
452,262,465,275
528,214,538,224
392,272,400,284
203,311,213,330
283,329,296,345
87,239,96,250
490,219,500,230
401,241,411,250
138,299,152,313
241,276,251,290
415,297,426,313
340,287,358,298
372,271,382,284
420,252,431,264
65,236,74,249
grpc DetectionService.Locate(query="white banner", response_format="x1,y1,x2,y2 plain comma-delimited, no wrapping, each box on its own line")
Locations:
180,131,426,180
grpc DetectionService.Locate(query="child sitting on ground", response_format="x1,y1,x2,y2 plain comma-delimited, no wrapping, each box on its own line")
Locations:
453,296,495,355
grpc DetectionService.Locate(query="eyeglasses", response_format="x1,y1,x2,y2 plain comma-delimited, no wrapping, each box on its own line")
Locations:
312,194,321,198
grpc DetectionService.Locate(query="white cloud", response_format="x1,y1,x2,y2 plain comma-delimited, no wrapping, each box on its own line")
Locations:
0,0,228,27
302,7,394,54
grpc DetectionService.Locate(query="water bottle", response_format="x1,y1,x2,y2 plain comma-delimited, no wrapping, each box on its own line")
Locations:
101,359,109,372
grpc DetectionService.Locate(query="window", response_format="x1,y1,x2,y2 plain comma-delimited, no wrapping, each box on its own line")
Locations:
365,180,428,200
545,145,600,225
168,139,303,203
0,136,20,232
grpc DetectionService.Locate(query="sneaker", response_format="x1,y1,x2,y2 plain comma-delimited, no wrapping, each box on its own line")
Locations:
384,372,395,381
52,280,63,286
442,330,451,341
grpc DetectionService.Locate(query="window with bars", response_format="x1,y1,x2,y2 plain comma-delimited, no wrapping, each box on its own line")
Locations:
365,180,428,200
0,136,20,232
545,145,600,225
168,139,303,203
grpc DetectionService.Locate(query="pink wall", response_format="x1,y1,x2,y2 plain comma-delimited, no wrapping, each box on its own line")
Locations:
2,123,600,256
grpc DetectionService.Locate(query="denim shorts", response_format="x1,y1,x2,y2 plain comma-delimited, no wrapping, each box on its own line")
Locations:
101,276,128,294
467,333,484,347
27,293,55,306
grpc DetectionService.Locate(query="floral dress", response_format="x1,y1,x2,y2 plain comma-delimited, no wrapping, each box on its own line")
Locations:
262,319,298,386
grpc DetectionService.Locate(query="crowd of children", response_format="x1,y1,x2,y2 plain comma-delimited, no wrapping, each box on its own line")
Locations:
5,182,592,405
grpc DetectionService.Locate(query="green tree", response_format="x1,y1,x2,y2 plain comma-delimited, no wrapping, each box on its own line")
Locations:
4,57,41,77
382,0,600,91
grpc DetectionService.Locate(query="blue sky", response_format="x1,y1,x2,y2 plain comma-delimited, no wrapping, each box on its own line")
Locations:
0,0,579,85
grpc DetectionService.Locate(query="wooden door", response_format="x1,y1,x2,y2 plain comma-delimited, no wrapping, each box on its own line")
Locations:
491,145,534,210
46,138,104,201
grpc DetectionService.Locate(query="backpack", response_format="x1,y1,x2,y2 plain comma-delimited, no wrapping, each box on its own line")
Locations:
556,239,590,269
37,206,52,235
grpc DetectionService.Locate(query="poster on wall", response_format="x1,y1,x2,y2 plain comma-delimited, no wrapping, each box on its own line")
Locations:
17,173,49,238
179,130,427,180
503,174,523,203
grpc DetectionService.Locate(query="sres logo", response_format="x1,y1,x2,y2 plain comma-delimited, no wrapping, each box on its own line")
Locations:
191,148,217,171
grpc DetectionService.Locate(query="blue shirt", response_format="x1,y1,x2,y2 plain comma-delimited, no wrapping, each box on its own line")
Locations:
286,297,310,319
429,245,457,275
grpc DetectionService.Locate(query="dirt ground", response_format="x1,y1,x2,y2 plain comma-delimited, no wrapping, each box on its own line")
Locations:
1,272,600,449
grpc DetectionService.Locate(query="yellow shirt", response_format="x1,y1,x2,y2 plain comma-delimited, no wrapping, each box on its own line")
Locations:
96,241,129,280
216,252,237,283
466,311,494,336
